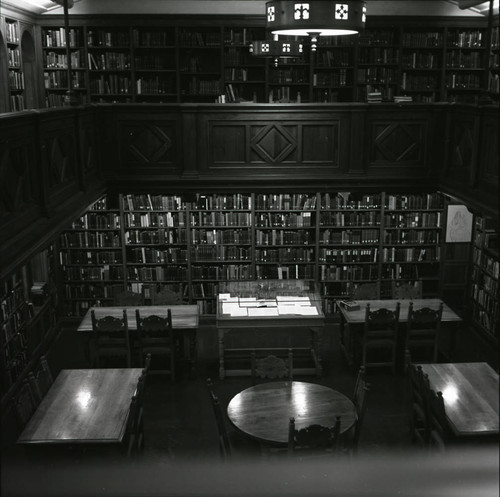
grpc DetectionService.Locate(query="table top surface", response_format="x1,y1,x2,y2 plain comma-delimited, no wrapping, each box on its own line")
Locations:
337,298,462,324
227,381,356,445
418,362,499,436
18,368,143,444
77,305,199,332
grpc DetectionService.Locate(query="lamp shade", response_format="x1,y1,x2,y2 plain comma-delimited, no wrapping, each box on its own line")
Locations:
250,39,304,57
266,1,366,36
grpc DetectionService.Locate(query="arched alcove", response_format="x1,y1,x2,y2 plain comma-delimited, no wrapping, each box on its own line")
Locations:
21,30,37,110
0,32,9,113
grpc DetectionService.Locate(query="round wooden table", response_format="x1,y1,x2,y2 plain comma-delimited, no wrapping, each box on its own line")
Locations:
227,381,357,445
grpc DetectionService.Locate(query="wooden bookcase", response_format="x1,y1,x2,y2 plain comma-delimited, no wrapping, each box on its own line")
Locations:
57,191,448,318
41,25,87,107
5,17,24,111
0,246,57,400
470,215,499,344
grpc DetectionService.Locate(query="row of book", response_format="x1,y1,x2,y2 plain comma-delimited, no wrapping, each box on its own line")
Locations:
127,266,187,282
401,73,438,90
254,265,315,280
255,212,313,228
136,76,175,95
358,47,400,65
7,48,20,67
127,247,188,264
191,265,252,281
124,194,184,211
191,229,251,245
401,32,443,48
62,266,125,281
135,54,175,71
320,211,381,227
321,193,381,210
472,287,499,318
255,230,314,246
59,251,122,265
383,229,441,245
179,31,221,48
88,51,131,70
269,68,309,84
255,194,317,211
42,28,81,48
124,229,186,245
445,73,481,89
315,49,351,68
473,248,500,279
313,70,351,87
73,213,121,230
89,75,131,94
8,71,24,90
386,193,444,210
472,268,498,297
190,245,251,262
62,283,124,300
132,29,175,48
384,212,442,228
44,49,84,68
60,232,121,248
255,248,315,263
44,71,85,90
446,50,482,69
319,248,378,264
402,52,439,69
319,264,378,282
190,212,251,227
125,212,184,228
382,247,440,263
359,30,398,46
191,194,251,211
87,30,131,47
447,30,483,48
319,229,380,245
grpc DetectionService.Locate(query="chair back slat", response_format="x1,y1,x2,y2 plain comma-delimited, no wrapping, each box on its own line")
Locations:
251,349,293,385
288,416,341,456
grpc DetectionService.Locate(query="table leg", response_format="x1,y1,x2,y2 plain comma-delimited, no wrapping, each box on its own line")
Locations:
188,330,197,379
310,327,323,377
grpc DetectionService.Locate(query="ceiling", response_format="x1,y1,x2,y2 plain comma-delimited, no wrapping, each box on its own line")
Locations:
8,0,499,17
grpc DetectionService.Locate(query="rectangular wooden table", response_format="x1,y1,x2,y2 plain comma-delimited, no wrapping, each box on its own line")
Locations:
418,362,499,438
217,295,325,379
337,298,462,369
78,305,199,374
18,368,143,444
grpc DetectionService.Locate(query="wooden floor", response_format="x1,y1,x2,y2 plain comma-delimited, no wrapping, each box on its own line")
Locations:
2,321,498,497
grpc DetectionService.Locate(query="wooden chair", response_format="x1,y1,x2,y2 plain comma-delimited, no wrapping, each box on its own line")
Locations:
136,309,175,381
14,379,38,431
392,281,422,300
407,363,430,447
343,366,370,456
91,310,131,367
206,378,232,461
35,355,54,398
288,416,341,457
425,387,453,451
124,394,144,457
251,349,293,385
114,289,144,306
406,303,443,363
150,286,181,305
356,303,400,374
351,282,379,299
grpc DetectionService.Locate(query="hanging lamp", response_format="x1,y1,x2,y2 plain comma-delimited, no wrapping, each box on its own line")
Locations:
266,1,367,37
249,35,304,66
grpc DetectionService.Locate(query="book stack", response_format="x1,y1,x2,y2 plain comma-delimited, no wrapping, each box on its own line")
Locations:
367,91,382,103
394,95,413,103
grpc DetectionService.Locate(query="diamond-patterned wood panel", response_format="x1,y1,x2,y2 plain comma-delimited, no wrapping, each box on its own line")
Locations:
208,120,339,169
0,136,38,218
119,121,177,168
370,121,426,165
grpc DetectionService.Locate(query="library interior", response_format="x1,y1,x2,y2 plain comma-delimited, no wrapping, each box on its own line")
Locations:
0,1,499,496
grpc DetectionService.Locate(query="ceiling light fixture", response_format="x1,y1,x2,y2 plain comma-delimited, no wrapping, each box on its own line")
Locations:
266,1,367,37
250,35,304,65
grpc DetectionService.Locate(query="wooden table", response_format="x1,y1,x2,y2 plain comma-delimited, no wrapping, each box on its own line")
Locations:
217,296,325,379
78,305,199,375
18,368,142,444
337,298,462,368
227,381,356,445
418,362,499,438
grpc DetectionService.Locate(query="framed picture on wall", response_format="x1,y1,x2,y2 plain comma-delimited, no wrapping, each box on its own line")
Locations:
446,205,473,243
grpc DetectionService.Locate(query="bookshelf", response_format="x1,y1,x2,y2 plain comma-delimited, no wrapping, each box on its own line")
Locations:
312,36,355,103
470,216,499,343
488,24,499,100
356,28,400,103
57,191,451,317
223,27,266,103
41,26,87,107
0,246,57,399
22,17,495,107
189,193,253,314
400,28,444,103
123,194,188,306
87,26,133,103
381,193,444,298
5,17,24,112
444,27,486,104
178,26,222,102
133,27,177,103
58,197,124,316
319,192,382,314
